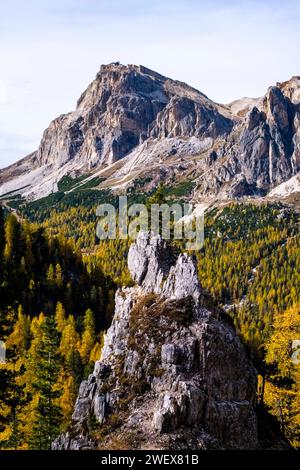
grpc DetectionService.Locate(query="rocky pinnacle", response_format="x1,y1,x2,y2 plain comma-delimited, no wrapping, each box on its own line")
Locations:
53,232,260,450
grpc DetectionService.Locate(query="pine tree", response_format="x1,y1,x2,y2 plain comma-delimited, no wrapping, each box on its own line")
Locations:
29,316,63,450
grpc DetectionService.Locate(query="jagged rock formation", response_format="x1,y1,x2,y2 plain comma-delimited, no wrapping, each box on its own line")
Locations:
53,232,259,450
199,83,300,198
1,63,300,202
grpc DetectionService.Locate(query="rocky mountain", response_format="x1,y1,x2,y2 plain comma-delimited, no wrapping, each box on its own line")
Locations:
199,88,299,198
52,231,281,450
1,63,300,201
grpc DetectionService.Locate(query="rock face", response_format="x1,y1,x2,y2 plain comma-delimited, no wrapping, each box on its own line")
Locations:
53,232,259,450
35,63,233,170
1,63,300,202
199,83,300,197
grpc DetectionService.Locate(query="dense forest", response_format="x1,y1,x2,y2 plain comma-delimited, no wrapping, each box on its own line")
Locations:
0,207,114,448
0,183,300,448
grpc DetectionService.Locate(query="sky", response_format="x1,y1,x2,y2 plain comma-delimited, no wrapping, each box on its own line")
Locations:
0,0,300,169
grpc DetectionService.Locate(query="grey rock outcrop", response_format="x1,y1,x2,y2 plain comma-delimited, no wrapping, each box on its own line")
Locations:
199,82,300,197
53,231,259,450
127,232,173,293
128,232,202,304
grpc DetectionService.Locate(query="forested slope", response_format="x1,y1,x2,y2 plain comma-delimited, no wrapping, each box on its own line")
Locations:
1,192,300,448
0,207,114,448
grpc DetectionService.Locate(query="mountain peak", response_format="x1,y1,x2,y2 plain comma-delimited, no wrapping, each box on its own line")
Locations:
36,62,233,172
277,75,300,104
98,62,168,82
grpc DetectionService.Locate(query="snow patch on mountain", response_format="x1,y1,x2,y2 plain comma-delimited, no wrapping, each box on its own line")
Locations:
268,173,300,198
0,165,50,199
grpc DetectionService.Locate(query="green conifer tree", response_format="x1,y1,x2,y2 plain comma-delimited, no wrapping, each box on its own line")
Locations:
29,316,63,450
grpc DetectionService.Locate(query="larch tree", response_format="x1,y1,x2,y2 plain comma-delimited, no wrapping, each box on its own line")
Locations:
0,206,5,280
4,214,21,264
55,263,63,289
79,309,96,367
264,304,300,447
54,302,67,333
46,264,55,286
5,306,30,360
0,347,29,450
59,315,80,358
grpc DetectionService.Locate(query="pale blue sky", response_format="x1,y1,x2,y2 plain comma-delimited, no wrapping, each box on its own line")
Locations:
1,0,300,168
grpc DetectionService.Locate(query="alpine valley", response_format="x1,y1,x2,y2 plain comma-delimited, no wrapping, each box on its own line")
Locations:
0,63,299,451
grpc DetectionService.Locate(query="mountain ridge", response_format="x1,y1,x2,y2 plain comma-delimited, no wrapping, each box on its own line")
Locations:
0,63,300,202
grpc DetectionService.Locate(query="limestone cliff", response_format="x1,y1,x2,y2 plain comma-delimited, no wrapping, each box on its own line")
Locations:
200,83,300,197
34,63,233,170
53,232,260,450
